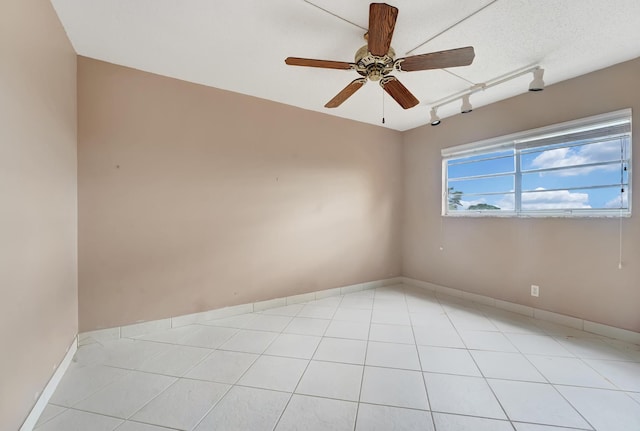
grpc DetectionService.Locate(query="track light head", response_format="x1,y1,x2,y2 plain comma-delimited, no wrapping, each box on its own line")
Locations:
529,68,545,91
461,94,473,114
429,108,441,126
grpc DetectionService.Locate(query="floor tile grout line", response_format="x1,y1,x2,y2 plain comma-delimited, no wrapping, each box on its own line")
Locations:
626,391,640,407
141,306,295,430
117,417,181,431
132,326,237,380
44,404,185,430
514,340,598,430
467,308,598,430
578,354,637,391
54,366,136,413
95,348,637,394
403,286,438,430
242,389,359,406
204,362,640,391
553,338,640,363
121,373,190,424
502,332,577,358
37,406,127,429
132,324,242,350
525,352,619,389
438,295,514,426
510,419,593,431
353,285,379,431
186,382,234,431
172,343,221,379
190,303,307,431
114,418,182,430
55,401,591,431
430,410,515,428
269,292,344,431
431,412,593,431
544,384,598,431
31,404,68,429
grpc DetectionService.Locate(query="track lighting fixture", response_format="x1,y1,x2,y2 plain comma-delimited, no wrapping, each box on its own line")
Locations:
427,65,544,126
529,68,545,91
460,94,473,113
429,108,441,126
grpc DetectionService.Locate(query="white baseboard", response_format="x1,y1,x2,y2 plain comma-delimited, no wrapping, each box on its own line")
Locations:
78,275,640,347
20,336,77,431
402,277,640,345
79,277,403,346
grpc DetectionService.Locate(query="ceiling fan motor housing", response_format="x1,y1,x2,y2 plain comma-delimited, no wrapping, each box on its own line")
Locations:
355,45,395,81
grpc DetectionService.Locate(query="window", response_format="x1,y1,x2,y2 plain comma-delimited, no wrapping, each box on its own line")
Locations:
442,109,632,217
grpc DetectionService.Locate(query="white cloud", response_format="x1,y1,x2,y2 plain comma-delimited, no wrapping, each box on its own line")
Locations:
604,191,628,209
497,188,591,210
496,195,515,210
521,187,591,210
454,188,595,211
529,140,625,176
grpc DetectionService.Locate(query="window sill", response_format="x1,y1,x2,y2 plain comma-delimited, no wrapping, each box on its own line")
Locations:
443,211,632,219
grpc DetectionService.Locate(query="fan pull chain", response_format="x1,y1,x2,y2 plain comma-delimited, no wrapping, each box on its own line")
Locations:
618,138,625,269
439,205,445,251
619,211,623,270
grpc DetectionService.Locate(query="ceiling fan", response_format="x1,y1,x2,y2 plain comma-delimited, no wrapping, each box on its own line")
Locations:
285,3,475,110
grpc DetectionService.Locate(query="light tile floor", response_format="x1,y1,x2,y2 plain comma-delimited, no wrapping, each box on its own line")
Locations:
36,284,640,431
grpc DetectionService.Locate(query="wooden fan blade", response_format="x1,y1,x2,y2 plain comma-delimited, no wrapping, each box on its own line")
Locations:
381,77,419,109
285,57,354,70
368,3,398,56
325,78,367,108
396,47,475,72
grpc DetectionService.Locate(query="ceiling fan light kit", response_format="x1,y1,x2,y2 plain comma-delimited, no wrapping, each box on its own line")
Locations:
284,3,475,110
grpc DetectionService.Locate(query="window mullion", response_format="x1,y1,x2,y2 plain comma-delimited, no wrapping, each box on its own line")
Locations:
515,151,522,214
442,158,449,216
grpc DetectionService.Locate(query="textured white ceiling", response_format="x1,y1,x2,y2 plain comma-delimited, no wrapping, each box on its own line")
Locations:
51,0,640,131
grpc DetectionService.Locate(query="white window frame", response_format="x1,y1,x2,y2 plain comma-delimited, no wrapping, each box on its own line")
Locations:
441,109,632,218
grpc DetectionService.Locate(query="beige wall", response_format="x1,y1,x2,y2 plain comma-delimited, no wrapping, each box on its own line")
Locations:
403,58,640,332
0,0,78,429
77,57,403,331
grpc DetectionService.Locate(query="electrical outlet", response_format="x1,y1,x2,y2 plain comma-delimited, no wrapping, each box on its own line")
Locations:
531,285,540,297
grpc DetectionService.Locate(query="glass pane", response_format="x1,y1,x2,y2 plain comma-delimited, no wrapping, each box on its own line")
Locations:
521,186,628,211
603,189,629,209
448,155,514,179
521,138,630,171
448,175,514,195
522,163,628,191
447,192,514,212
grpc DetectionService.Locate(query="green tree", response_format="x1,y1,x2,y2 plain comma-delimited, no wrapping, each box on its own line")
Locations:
448,187,463,210
468,203,500,210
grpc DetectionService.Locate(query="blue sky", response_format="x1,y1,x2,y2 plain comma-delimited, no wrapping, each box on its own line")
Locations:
447,138,629,211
